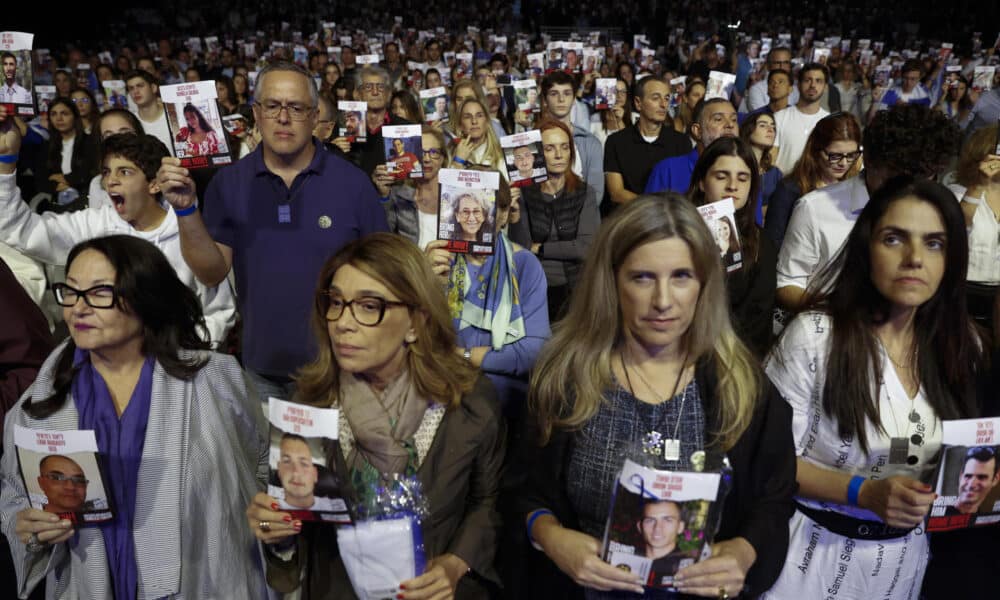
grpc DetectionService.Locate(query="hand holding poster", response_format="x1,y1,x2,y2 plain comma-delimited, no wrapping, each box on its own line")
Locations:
0,32,35,117
601,460,723,589
437,168,500,254
501,130,547,187
14,425,114,525
383,124,423,180
267,397,351,523
927,417,1000,531
513,79,539,112
160,81,232,169
697,198,742,273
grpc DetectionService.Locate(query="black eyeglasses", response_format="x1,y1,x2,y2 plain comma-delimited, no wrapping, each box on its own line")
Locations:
255,101,315,121
322,293,411,326
52,283,117,309
821,149,862,164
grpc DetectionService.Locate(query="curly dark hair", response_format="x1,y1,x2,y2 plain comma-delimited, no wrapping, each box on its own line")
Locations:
864,104,960,180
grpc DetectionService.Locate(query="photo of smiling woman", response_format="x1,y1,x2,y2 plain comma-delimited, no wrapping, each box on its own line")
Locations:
174,103,224,157
449,192,494,244
762,177,985,600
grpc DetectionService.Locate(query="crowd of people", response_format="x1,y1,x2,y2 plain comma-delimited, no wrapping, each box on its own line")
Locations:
2,12,1000,600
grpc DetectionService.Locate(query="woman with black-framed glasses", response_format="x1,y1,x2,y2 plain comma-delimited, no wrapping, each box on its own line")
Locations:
2,234,269,599
246,232,505,599
764,112,863,249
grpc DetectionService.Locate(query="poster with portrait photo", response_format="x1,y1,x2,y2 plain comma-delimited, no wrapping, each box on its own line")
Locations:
527,52,545,76
160,81,232,169
336,100,367,143
513,79,539,113
14,425,114,525
583,48,603,75
455,52,473,79
546,42,563,71
601,460,722,589
437,168,500,254
668,76,687,115
562,42,583,73
697,198,742,273
595,78,617,110
927,417,1000,532
705,70,736,101
222,113,248,137
420,87,448,122
974,66,996,93
0,32,35,117
501,130,546,188
383,124,423,180
103,80,128,110
268,397,352,524
34,84,55,117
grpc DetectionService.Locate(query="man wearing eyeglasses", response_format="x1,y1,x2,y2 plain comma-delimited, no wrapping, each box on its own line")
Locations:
0,52,32,105
37,455,94,514
741,47,799,114
948,447,1000,515
157,61,387,402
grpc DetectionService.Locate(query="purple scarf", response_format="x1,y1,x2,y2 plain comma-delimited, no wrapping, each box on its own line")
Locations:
72,348,155,600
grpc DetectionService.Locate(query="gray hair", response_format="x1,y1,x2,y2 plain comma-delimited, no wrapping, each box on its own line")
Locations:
355,65,391,93
256,61,319,107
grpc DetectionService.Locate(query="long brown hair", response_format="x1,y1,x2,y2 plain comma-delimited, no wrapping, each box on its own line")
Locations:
295,233,479,409
787,112,862,195
530,195,761,450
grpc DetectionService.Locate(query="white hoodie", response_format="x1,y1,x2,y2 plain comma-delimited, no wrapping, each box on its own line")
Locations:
0,173,236,346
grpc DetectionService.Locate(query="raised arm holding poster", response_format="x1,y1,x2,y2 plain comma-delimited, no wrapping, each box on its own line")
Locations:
160,80,232,169
0,32,35,117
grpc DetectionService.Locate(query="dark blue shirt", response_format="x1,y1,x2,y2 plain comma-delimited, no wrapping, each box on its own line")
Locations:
203,140,388,377
643,148,700,195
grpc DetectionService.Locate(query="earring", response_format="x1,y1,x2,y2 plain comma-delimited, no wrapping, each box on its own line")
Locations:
405,333,417,343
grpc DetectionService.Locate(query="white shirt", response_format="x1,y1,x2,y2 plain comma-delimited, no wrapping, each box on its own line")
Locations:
955,184,1000,284
417,209,437,251
0,81,32,104
776,175,869,291
0,173,236,345
773,104,830,174
88,174,113,210
61,138,75,175
138,107,176,156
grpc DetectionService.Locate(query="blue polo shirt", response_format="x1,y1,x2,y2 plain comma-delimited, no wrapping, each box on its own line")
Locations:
644,148,700,195
204,140,388,377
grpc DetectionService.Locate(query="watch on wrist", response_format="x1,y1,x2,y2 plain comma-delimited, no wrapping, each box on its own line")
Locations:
463,347,472,361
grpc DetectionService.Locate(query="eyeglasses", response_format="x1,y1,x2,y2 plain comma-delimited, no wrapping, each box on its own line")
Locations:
71,97,91,104
255,101,315,121
821,149,862,164
459,208,484,219
423,148,444,159
362,82,388,92
322,293,411,326
52,283,117,309
42,472,89,486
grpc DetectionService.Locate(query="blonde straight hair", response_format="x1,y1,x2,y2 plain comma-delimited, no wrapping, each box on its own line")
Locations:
455,98,505,173
529,194,761,450
295,233,479,409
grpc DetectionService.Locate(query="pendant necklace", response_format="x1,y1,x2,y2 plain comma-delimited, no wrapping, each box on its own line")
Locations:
621,351,688,461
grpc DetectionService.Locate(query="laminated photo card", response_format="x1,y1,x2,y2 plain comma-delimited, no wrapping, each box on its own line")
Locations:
601,459,722,589
160,81,232,169
546,42,564,71
102,80,128,110
583,48,603,74
501,130,547,188
383,124,423,180
563,42,583,73
697,198,742,273
595,78,617,110
974,66,996,93
455,52,473,79
0,31,36,117
267,397,351,523
514,79,539,113
669,76,687,115
34,84,55,117
357,54,380,66
927,417,1000,532
705,71,736,101
527,52,545,76
337,100,367,143
420,87,449,122
437,168,500,254
14,425,114,525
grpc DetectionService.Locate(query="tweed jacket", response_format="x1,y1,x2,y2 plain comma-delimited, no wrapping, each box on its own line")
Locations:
0,341,271,599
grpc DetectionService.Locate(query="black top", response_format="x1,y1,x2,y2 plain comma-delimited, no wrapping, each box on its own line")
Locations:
511,358,797,599
604,124,691,198
727,229,777,357
762,178,802,250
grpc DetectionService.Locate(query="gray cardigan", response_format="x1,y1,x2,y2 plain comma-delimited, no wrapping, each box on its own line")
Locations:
0,342,270,599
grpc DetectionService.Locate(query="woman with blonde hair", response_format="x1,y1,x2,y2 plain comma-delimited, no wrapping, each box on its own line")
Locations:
247,232,504,599
517,194,796,598
451,98,508,178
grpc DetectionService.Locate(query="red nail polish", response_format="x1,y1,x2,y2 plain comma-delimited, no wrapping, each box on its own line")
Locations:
396,595,405,600
399,584,407,590
283,515,292,522
271,503,279,510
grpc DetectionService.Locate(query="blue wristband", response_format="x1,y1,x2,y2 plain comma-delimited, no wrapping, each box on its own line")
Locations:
0,154,17,163
452,156,468,166
847,475,865,506
174,202,198,217
526,508,555,549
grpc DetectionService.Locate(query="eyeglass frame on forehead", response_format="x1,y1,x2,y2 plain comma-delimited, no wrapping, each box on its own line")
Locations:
52,283,118,309
319,291,412,327
254,100,315,121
